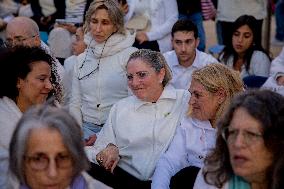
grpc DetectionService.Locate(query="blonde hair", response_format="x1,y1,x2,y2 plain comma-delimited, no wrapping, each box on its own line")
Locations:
84,0,125,34
190,63,244,125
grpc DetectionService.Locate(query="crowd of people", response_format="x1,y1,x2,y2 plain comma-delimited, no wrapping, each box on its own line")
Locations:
0,0,284,189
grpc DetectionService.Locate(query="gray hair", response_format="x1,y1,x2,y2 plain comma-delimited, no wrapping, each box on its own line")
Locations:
85,0,125,34
7,16,39,36
9,104,89,184
127,49,172,87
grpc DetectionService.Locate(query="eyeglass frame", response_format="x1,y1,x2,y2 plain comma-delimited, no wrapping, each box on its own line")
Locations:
24,152,73,171
5,35,37,47
221,126,263,146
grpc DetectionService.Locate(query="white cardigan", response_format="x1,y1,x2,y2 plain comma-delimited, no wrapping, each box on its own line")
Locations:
126,0,178,53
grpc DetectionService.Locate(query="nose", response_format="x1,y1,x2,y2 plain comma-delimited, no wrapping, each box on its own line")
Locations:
181,43,186,51
46,159,58,178
232,132,246,148
45,79,53,91
96,23,102,32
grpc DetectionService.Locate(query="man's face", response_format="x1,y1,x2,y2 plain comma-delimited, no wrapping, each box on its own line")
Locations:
172,31,199,66
5,23,41,47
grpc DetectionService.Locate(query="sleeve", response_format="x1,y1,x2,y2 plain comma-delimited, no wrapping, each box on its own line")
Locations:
68,59,83,126
30,0,43,18
270,47,284,76
250,51,270,77
51,0,66,21
85,103,119,164
0,147,9,188
146,0,178,41
151,126,189,189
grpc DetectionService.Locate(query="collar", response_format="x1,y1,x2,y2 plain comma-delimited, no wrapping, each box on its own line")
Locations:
134,85,178,110
172,49,200,69
189,116,215,130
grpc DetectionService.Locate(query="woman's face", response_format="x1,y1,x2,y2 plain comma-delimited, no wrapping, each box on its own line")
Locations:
227,107,273,182
24,127,74,189
89,8,117,43
127,58,165,102
232,24,254,56
17,61,53,111
72,27,86,56
188,79,220,121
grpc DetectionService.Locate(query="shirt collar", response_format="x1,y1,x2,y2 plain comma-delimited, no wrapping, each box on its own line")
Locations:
172,49,200,69
134,85,178,110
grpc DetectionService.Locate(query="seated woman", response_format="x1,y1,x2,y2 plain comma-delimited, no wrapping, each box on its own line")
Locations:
0,46,60,188
8,104,111,189
69,0,137,145
85,49,189,189
194,90,284,189
219,15,271,79
151,63,244,189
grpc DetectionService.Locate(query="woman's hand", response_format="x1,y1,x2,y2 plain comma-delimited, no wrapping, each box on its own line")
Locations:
136,31,149,44
85,134,97,146
96,143,120,173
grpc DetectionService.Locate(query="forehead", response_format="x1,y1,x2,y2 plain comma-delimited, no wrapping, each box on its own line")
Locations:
189,79,206,92
235,25,253,33
91,8,111,20
27,127,67,153
230,107,262,131
173,31,195,40
6,23,30,38
127,58,153,72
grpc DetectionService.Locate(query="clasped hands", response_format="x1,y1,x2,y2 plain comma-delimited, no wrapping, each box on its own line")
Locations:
96,143,120,173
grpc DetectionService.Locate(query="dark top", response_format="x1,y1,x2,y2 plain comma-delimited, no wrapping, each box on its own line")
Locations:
176,0,201,15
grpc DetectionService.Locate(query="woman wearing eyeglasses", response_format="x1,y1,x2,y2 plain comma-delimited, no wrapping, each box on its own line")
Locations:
85,49,189,189
151,63,244,189
193,90,284,189
69,0,137,145
7,104,111,189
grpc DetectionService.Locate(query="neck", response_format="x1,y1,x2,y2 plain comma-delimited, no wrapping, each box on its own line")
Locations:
251,181,268,189
179,52,196,68
16,96,29,113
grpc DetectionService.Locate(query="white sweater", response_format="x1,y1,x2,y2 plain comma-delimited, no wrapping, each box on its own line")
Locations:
69,31,137,126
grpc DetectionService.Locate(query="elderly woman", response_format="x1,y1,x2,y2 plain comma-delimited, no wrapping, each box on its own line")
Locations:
85,49,189,189
0,46,59,188
193,90,284,189
219,15,271,79
69,0,137,145
151,63,244,189
8,104,111,189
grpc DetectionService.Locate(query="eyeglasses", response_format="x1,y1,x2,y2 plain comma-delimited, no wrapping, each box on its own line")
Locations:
5,35,37,47
221,127,263,146
126,71,150,81
24,152,73,171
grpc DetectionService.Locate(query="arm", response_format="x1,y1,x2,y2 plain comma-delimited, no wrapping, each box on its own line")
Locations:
270,47,284,76
146,0,178,41
68,59,83,126
151,126,189,189
251,51,271,77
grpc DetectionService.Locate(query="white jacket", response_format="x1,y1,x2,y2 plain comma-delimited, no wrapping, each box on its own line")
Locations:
85,86,189,181
126,0,178,53
0,97,22,188
69,30,137,126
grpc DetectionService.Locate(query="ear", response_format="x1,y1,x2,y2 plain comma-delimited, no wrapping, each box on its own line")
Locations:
17,78,23,89
34,35,41,46
158,68,166,83
216,88,226,104
195,38,200,48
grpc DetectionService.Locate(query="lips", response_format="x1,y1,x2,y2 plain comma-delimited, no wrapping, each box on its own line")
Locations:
232,155,249,167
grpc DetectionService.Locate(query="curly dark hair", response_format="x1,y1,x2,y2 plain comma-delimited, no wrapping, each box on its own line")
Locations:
0,46,59,102
203,90,284,188
219,15,271,72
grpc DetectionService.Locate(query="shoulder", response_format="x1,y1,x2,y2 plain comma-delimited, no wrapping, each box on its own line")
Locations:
82,172,112,189
197,50,218,64
251,50,270,60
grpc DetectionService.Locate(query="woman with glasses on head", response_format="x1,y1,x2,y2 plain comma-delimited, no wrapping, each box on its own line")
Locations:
0,46,60,188
85,49,189,189
151,63,244,189
8,104,111,189
194,90,284,189
69,0,137,145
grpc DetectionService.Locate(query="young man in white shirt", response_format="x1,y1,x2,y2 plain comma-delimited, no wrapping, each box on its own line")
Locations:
164,19,218,90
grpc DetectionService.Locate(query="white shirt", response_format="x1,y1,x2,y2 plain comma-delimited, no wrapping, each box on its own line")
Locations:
164,50,218,89
151,117,216,189
221,50,270,79
85,85,189,181
217,0,267,22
